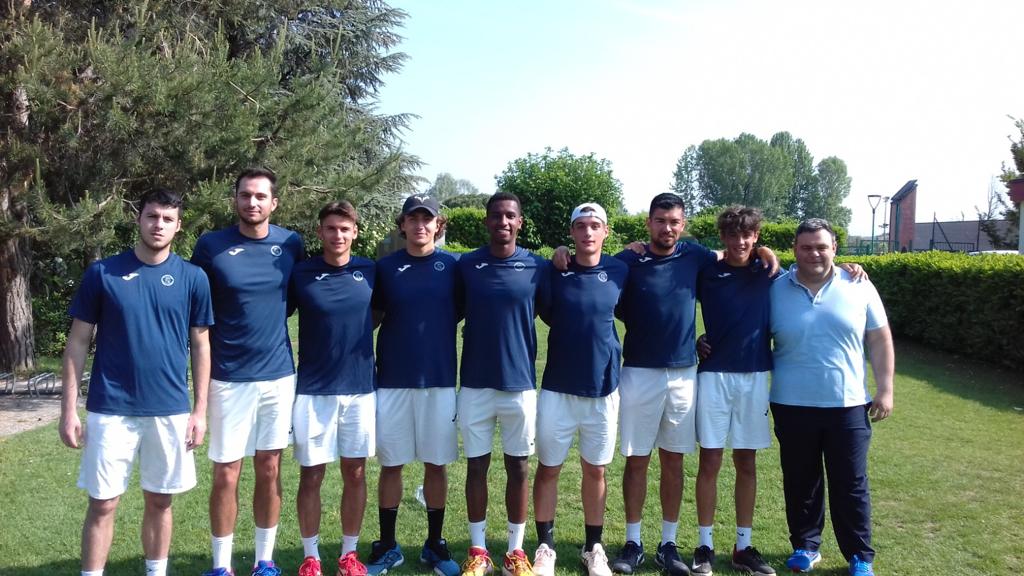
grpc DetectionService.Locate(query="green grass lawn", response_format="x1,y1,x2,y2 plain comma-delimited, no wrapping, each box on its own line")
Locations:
2,321,1023,575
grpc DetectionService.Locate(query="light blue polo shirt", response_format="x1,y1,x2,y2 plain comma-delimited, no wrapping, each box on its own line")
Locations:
769,265,888,407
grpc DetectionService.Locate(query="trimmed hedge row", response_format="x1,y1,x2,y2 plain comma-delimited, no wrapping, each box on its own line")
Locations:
837,252,1024,371
687,216,848,251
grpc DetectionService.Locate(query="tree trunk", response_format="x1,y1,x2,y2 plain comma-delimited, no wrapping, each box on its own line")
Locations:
0,186,35,372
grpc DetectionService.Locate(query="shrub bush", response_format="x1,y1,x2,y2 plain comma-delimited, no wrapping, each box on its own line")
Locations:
444,207,488,248
688,216,847,252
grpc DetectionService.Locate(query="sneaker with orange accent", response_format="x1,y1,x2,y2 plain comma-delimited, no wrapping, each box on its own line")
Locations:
461,547,495,576
338,551,368,576
298,557,322,576
502,549,534,576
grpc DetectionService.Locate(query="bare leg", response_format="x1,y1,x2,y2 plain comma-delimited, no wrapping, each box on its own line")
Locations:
533,463,562,523
623,455,651,524
379,465,404,509
340,457,368,536
253,449,283,528
297,464,327,538
659,449,684,522
142,491,173,560
581,460,607,526
81,496,120,571
210,460,242,536
733,449,758,528
696,448,724,526
504,454,530,524
423,463,448,510
466,454,491,523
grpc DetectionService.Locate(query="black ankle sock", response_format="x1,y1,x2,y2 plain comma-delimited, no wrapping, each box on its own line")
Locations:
584,524,603,552
379,506,399,546
536,520,555,548
426,507,446,544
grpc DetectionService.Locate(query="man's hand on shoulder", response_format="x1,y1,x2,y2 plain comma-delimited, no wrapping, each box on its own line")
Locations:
626,241,645,255
839,262,868,281
552,246,571,271
756,246,780,276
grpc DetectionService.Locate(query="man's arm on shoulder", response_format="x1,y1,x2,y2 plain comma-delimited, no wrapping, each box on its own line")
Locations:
60,319,94,449
187,326,211,449
865,324,895,422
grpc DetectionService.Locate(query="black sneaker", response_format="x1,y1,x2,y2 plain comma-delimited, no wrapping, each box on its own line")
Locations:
690,546,714,575
655,542,691,576
610,541,645,574
731,546,774,576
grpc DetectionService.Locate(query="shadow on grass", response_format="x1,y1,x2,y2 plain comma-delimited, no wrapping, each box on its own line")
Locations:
893,337,1024,414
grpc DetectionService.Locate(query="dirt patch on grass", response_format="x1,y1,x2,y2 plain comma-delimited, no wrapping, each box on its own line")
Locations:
0,394,75,438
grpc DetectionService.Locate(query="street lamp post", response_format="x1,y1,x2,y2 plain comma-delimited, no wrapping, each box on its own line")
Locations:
868,194,882,254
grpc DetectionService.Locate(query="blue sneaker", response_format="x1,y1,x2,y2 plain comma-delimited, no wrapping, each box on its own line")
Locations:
421,538,461,576
367,541,405,575
202,569,234,576
848,554,874,576
785,549,821,573
251,561,281,576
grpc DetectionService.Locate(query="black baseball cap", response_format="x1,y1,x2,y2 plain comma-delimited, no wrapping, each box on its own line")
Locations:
401,194,440,216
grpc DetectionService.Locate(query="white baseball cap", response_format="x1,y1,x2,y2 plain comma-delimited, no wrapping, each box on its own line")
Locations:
570,202,608,224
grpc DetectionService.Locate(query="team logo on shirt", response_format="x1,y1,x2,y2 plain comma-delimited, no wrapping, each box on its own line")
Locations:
315,273,330,281
121,272,139,281
161,274,175,286
475,263,489,270
638,256,652,263
228,248,244,256
717,272,732,278
598,271,608,283
561,271,575,277
513,262,526,271
397,264,411,273
270,245,283,257
434,261,446,272
353,271,365,281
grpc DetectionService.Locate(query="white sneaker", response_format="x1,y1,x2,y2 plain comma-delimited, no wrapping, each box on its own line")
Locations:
581,544,613,576
532,544,556,576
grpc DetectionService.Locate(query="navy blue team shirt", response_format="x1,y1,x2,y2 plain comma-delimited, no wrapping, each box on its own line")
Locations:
372,249,460,389
70,251,214,416
697,258,774,373
616,241,718,368
289,256,375,395
541,255,628,397
191,225,303,382
457,246,550,392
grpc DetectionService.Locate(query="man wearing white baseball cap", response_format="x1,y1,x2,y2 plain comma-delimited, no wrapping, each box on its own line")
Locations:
531,202,628,576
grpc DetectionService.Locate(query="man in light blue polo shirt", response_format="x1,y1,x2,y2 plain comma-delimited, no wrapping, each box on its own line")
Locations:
769,218,894,576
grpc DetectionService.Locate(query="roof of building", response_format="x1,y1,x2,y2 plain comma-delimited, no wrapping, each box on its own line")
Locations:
891,179,917,202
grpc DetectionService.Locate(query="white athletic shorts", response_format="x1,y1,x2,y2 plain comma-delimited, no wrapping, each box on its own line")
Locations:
376,387,458,467
536,389,619,467
292,392,376,466
457,387,536,459
78,412,196,499
618,366,698,456
695,371,771,450
208,374,295,463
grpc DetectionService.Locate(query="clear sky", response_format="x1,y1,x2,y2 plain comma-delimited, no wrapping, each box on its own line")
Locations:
378,0,1024,235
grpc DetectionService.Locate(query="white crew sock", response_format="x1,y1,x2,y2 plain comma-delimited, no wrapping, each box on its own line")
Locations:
661,520,678,545
302,535,320,559
507,521,526,552
698,525,714,549
342,534,360,555
625,522,642,545
736,526,752,550
145,558,168,576
469,519,487,549
254,525,278,563
81,570,104,576
212,534,234,569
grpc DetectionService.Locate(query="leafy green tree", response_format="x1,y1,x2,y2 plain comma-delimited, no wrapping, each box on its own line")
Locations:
495,147,625,249
671,132,850,226
425,172,480,206
0,0,419,370
994,116,1023,247
807,157,852,228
